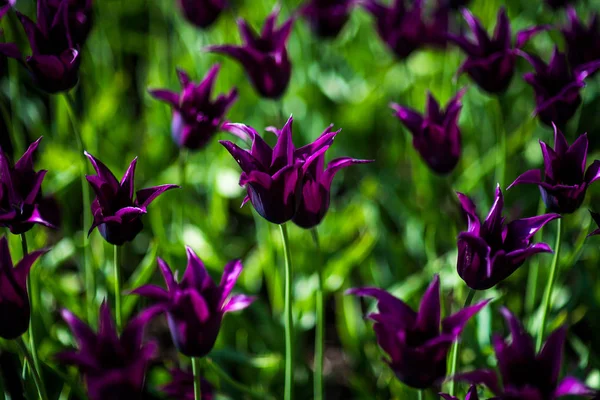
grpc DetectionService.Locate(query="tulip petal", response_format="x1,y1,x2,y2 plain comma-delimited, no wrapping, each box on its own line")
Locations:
346,287,417,324
588,210,600,237
182,247,214,291
158,258,178,292
505,214,560,248
14,249,46,287
416,275,441,335
453,370,501,395
130,284,170,301
584,160,600,184
223,294,255,313
515,25,548,48
271,116,295,171
456,192,481,233
148,89,179,107
555,376,595,397
61,308,97,349
136,184,179,209
442,299,490,338
482,185,504,236
219,259,243,308
390,103,424,134
323,157,373,189
15,137,43,172
507,169,542,190
219,140,263,173
537,326,566,385
120,157,138,200
85,152,120,193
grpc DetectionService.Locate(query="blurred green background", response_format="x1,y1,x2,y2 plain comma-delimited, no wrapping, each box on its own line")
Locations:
2,0,600,398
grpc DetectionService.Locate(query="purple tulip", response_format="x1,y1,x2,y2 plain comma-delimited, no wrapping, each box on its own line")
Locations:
47,0,93,46
207,8,293,99
448,8,547,94
456,186,560,290
439,385,479,400
520,47,600,128
442,0,470,10
58,302,162,400
546,0,575,9
0,0,82,93
220,116,305,224
0,237,45,339
391,89,464,174
361,0,450,59
149,65,238,150
160,368,214,400
131,247,255,358
85,153,178,246
178,0,225,29
347,275,489,389
0,138,58,234
562,7,600,72
509,124,600,214
457,308,593,399
301,0,354,38
0,0,14,19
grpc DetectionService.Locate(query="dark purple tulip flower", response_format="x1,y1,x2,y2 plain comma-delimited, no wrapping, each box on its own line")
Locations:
0,138,58,234
0,0,14,19
520,47,600,128
546,0,575,9
47,0,93,46
347,275,489,389
361,0,450,59
220,116,305,224
440,385,479,400
449,8,547,94
562,7,600,72
458,308,593,399
391,89,464,174
509,124,600,214
160,368,214,400
588,211,600,237
207,8,293,99
131,247,255,358
58,302,163,400
149,65,238,151
178,0,225,29
301,0,354,38
457,186,560,290
85,153,178,246
0,0,82,93
0,237,45,339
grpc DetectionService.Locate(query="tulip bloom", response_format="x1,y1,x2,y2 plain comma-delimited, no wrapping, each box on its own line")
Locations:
0,237,45,339
562,7,600,72
149,65,238,150
58,303,162,400
440,385,479,400
347,275,489,389
0,138,58,234
520,47,600,128
509,124,600,214
301,0,354,38
0,0,81,93
131,247,255,357
220,116,305,224
546,0,574,9
47,0,93,46
449,8,546,94
0,0,13,19
457,186,559,290
391,89,464,174
85,153,178,245
207,8,293,99
361,0,449,59
160,368,214,400
178,0,225,29
458,308,593,399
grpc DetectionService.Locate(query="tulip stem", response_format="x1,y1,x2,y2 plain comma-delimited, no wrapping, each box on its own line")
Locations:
205,358,273,399
448,288,476,396
192,357,202,400
418,389,424,400
279,223,294,400
113,245,122,331
178,150,188,241
15,337,47,400
311,227,324,400
64,92,95,326
494,97,506,188
537,218,562,351
525,199,546,322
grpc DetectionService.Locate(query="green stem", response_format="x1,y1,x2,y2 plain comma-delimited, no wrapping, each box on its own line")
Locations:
205,358,273,399
15,337,47,400
64,93,95,325
311,228,324,400
525,199,546,319
537,218,563,351
114,245,122,331
494,97,506,188
279,223,294,400
178,150,187,241
448,289,476,396
21,234,41,378
418,389,424,400
192,357,202,400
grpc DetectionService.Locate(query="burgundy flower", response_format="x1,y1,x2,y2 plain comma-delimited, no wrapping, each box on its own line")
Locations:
160,368,214,400
220,116,305,224
509,124,600,214
301,0,354,38
362,0,450,59
47,0,93,46
131,247,255,357
0,0,14,20
449,8,547,94
520,47,600,128
0,237,45,339
391,89,464,174
85,153,178,245
207,8,293,99
178,0,225,29
546,0,575,9
0,137,58,234
457,186,560,290
458,308,593,400
58,303,163,400
347,275,489,389
149,65,238,150
562,7,600,72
